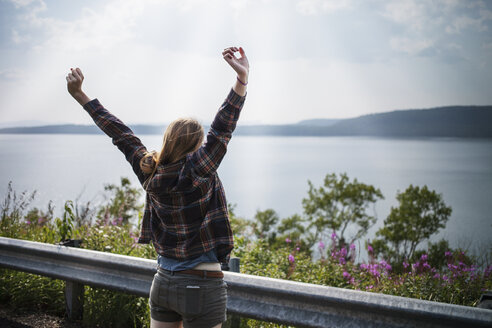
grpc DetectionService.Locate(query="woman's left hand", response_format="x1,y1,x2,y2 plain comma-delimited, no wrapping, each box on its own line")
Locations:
223,47,249,80
66,67,91,106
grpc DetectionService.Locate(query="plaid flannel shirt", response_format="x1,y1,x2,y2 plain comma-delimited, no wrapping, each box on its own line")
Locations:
83,88,245,263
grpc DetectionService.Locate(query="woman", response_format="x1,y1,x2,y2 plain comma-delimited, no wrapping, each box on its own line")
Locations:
66,46,249,328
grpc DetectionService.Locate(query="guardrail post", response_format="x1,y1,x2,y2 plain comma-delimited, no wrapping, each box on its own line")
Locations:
229,257,240,273
60,239,84,320
65,280,84,320
228,257,241,328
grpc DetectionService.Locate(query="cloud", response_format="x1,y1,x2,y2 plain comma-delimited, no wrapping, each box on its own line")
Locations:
380,0,492,62
11,29,31,44
390,37,433,55
0,68,25,81
445,11,491,34
382,0,492,35
482,42,492,50
10,0,144,53
296,0,351,15
12,0,47,23
446,17,480,34
382,0,429,32
8,0,42,8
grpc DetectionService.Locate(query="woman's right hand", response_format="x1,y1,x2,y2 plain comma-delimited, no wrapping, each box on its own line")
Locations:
223,47,249,96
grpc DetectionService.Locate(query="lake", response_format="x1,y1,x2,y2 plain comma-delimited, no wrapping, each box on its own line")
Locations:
0,134,491,255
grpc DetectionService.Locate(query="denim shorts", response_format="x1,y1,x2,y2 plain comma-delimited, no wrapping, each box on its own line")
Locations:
149,267,228,328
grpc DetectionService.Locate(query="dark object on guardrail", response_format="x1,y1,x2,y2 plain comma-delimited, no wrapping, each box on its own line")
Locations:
478,291,492,310
58,239,83,248
1,237,491,327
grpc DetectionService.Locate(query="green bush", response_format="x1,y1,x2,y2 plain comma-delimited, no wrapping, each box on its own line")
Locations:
0,269,65,315
84,287,149,328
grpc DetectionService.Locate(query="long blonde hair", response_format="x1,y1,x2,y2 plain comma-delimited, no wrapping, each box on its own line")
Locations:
140,118,204,176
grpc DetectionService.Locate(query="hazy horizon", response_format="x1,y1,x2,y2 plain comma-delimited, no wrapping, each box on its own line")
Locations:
2,104,491,129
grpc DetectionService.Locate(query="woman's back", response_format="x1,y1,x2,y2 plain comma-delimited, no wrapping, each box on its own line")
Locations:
140,88,245,263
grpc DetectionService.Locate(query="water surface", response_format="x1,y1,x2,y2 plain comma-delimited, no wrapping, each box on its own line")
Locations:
0,134,491,253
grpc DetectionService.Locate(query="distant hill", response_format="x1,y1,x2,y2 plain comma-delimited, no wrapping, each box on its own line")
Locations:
0,124,166,135
297,119,341,126
0,124,103,135
327,106,492,138
1,106,491,138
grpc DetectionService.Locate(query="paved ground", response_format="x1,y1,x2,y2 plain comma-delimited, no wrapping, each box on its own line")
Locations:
0,305,83,328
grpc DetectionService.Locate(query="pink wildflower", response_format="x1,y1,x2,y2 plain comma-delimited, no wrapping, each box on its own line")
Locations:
349,243,355,250
367,244,373,253
448,263,458,270
380,260,392,271
285,238,292,243
340,247,347,257
288,254,295,263
318,241,325,250
369,267,380,277
485,265,492,277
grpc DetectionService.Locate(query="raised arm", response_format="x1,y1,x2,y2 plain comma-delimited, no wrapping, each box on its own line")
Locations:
66,68,149,184
191,47,249,176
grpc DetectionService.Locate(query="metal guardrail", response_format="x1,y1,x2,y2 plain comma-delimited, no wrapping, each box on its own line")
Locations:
1,236,491,327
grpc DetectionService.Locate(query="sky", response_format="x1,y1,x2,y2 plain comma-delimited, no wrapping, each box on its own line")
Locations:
0,0,491,125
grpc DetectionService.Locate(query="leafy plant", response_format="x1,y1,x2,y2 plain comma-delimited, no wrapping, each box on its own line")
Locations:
228,203,251,238
251,209,279,243
55,200,75,242
302,173,383,249
0,181,36,238
372,185,452,265
97,177,143,225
